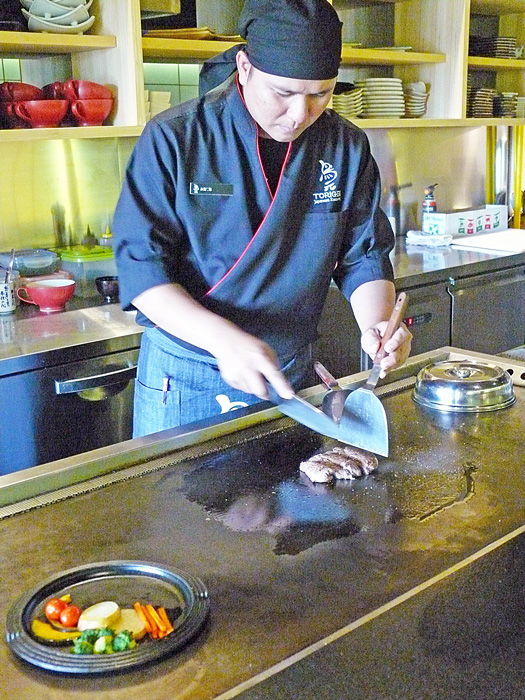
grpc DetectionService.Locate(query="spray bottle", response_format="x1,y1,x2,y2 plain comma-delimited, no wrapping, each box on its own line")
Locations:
421,183,438,234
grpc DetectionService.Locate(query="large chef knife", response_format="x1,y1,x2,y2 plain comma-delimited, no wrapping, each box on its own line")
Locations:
266,384,344,442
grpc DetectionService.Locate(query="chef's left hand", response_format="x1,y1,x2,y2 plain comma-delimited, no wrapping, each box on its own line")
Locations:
361,322,412,378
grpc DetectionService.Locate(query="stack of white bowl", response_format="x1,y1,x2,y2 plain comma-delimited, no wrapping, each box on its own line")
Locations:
332,88,363,119
355,78,405,119
516,96,525,119
403,81,430,118
20,0,95,35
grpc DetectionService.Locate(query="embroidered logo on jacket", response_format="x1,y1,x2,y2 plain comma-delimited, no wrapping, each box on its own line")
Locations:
313,160,341,205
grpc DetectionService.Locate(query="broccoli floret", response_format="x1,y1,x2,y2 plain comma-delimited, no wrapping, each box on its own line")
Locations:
95,627,114,639
93,634,114,654
72,639,94,655
79,629,100,644
112,630,135,652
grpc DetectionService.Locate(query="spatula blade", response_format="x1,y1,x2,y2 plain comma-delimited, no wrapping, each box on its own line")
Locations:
339,388,389,456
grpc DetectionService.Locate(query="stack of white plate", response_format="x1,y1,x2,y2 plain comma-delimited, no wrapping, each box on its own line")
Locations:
516,96,525,119
494,92,517,118
332,88,363,119
20,0,95,35
403,81,430,118
469,36,517,59
470,87,497,117
355,78,405,119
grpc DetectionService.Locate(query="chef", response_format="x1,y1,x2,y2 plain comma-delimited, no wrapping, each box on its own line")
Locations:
112,0,412,437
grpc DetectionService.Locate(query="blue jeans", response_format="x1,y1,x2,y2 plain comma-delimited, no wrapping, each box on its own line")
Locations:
133,327,313,437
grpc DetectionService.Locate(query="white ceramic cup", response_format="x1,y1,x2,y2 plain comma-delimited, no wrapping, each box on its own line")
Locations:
0,281,16,314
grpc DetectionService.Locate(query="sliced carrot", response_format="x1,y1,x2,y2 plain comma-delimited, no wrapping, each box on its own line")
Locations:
157,607,174,635
133,602,153,636
141,604,159,639
146,604,167,633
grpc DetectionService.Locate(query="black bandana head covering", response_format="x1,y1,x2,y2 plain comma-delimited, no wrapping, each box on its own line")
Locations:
199,0,342,96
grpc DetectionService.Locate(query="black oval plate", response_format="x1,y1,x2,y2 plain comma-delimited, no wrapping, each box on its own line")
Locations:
5,560,210,674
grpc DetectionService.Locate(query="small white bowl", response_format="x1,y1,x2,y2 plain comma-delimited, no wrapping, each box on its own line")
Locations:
20,0,90,6
23,1,92,24
23,10,95,33
22,0,72,17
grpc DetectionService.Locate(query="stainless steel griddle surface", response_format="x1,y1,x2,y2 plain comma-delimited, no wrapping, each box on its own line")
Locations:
1,367,525,700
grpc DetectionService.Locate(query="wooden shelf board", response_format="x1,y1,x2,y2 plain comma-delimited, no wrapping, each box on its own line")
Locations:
334,1,404,5
333,0,412,6
142,38,240,61
469,56,525,71
142,38,445,66
0,125,142,142
350,117,525,128
2,119,522,141
341,46,445,65
0,30,116,56
470,0,525,16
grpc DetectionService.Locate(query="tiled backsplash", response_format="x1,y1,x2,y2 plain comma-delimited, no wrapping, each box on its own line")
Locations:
143,62,200,107
0,59,201,107
0,58,22,82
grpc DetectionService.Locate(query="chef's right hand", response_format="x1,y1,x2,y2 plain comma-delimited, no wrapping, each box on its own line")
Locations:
131,283,294,400
213,327,294,401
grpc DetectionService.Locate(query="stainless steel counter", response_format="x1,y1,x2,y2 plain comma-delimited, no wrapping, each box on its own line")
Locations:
392,236,525,288
1,241,522,376
0,348,524,700
0,304,142,377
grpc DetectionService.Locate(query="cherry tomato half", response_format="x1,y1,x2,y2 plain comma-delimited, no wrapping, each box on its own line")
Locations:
44,598,68,622
59,604,82,628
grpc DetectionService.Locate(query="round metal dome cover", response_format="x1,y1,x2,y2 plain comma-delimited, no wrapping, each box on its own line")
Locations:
413,360,516,412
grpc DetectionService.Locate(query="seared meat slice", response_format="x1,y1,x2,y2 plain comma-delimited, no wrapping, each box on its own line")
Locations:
331,446,378,475
300,445,379,483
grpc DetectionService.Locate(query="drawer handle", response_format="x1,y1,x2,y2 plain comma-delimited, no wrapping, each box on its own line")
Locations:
54,365,137,395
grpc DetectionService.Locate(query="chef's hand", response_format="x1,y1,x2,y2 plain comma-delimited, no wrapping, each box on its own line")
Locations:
361,321,412,378
213,326,294,401
132,283,294,401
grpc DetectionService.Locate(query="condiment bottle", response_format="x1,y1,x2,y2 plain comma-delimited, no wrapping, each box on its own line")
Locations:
422,183,438,234
99,224,113,248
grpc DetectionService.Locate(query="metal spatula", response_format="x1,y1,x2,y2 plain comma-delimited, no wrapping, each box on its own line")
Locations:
339,291,409,456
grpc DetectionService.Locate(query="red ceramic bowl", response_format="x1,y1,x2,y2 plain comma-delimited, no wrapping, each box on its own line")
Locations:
42,81,66,100
17,279,75,313
14,99,69,128
0,81,44,102
0,102,29,129
62,79,113,101
70,98,113,126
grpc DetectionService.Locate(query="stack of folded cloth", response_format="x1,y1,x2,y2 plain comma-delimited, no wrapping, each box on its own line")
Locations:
406,230,453,247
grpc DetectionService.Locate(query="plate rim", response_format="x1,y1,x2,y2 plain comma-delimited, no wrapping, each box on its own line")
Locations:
5,560,210,675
